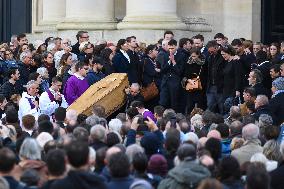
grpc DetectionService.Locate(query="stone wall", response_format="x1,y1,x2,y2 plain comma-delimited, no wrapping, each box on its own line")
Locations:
28,0,261,44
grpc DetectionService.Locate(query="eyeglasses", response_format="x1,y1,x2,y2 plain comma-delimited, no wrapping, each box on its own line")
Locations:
83,67,89,71
81,36,89,39
26,56,32,59
168,47,175,50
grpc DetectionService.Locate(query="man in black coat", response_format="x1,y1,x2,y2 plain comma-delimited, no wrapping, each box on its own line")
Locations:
126,36,140,84
71,31,89,56
204,40,225,114
18,51,32,86
270,77,284,126
0,68,23,101
248,69,271,98
159,39,184,112
51,140,106,189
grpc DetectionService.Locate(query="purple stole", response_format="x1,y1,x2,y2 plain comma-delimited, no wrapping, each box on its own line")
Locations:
25,97,35,109
46,89,56,102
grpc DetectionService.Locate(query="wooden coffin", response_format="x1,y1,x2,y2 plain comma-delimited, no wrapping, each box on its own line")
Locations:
67,73,128,117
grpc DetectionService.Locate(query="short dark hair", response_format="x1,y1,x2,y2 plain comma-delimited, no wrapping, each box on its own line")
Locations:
8,68,18,78
38,114,50,123
38,120,54,134
100,48,113,61
76,31,88,41
108,152,130,178
246,162,270,189
168,39,177,46
0,95,5,104
126,107,139,120
179,38,191,48
163,30,174,38
270,64,281,73
231,39,243,46
219,156,241,181
126,36,136,43
154,105,165,117
205,138,222,162
92,105,106,118
206,40,219,48
0,148,17,173
220,45,235,56
28,72,40,82
214,33,225,39
52,76,62,83
256,50,268,63
5,108,18,123
193,34,204,42
216,123,230,138
244,87,256,97
65,140,89,168
132,152,148,173
75,62,88,72
17,33,26,41
145,44,157,55
130,100,144,109
46,149,66,176
165,128,180,154
22,114,36,130
117,39,127,50
106,132,120,147
54,107,66,122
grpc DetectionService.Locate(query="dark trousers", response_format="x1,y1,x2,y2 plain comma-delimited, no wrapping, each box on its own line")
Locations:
206,85,224,114
159,77,181,112
186,90,207,114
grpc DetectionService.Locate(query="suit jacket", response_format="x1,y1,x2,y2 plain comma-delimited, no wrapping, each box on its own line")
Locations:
223,59,242,98
269,92,284,126
127,49,140,84
112,50,130,77
142,56,160,87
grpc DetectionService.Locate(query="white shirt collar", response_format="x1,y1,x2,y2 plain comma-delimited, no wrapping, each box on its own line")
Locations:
120,49,130,63
74,73,85,80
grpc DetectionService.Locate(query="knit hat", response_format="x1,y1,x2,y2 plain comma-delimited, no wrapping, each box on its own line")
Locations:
34,40,45,51
36,132,53,148
140,132,160,156
147,154,168,177
272,77,284,90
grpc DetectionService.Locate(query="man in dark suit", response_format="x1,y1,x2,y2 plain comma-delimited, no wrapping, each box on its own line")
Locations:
126,36,140,84
159,39,184,112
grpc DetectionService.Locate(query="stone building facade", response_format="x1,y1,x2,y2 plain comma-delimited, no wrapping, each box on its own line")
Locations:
30,0,261,44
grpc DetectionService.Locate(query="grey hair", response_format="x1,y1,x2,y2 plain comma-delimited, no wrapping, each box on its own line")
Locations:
280,141,284,156
256,95,269,106
37,67,48,76
258,114,273,128
190,114,203,130
126,144,144,163
130,83,140,90
242,123,259,141
20,51,31,62
24,80,38,89
86,115,100,126
66,109,78,122
19,138,42,160
90,124,106,142
109,118,122,133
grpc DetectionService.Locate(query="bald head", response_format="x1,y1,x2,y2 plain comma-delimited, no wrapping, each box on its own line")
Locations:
207,130,221,140
242,124,259,141
105,146,121,165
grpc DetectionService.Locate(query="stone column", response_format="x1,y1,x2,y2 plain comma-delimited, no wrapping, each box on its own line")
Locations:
42,0,66,24
57,0,116,30
117,0,187,30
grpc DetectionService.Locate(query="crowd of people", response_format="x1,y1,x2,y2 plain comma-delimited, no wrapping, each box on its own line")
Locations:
0,30,283,189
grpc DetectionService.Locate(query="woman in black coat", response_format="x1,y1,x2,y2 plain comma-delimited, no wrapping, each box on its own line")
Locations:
142,45,161,89
220,46,242,113
182,48,206,114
